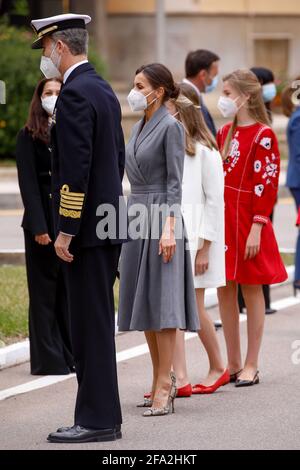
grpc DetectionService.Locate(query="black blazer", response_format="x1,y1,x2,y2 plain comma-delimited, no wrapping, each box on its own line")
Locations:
16,128,54,236
51,62,125,247
200,96,217,137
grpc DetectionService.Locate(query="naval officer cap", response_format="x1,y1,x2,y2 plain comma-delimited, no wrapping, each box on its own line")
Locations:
31,13,91,50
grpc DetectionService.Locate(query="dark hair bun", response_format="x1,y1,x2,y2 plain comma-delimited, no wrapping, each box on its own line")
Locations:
136,63,179,103
169,83,180,100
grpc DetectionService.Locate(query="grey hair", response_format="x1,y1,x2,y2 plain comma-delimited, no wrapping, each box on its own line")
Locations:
52,28,89,56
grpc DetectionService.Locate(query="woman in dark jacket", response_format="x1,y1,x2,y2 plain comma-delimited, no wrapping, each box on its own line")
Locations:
16,78,74,375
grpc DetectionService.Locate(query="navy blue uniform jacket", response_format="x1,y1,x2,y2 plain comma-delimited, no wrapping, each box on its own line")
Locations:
51,62,125,247
286,107,300,190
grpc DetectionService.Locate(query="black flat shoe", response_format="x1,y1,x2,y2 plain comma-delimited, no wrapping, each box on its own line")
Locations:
48,425,122,443
265,308,277,315
229,369,242,383
214,319,223,330
235,371,259,387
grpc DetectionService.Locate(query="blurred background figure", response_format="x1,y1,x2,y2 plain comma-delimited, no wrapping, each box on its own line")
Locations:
183,49,220,137
238,66,278,315
251,67,277,122
16,78,74,375
282,76,300,296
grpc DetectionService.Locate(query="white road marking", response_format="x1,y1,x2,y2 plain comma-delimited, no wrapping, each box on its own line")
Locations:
271,296,300,310
0,374,75,401
1,295,299,402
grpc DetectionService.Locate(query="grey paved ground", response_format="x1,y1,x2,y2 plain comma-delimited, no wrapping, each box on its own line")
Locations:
0,283,299,451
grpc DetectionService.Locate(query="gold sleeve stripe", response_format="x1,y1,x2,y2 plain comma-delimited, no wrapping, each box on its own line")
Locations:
60,202,83,211
59,207,81,219
61,194,84,202
60,198,83,206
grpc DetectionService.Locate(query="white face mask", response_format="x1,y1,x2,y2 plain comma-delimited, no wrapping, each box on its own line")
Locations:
217,95,240,118
40,42,62,79
127,89,156,112
41,95,58,116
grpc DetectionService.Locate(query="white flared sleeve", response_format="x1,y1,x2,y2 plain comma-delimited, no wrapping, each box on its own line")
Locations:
199,147,224,242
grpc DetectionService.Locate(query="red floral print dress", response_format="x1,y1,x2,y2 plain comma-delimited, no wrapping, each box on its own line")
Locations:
217,122,287,284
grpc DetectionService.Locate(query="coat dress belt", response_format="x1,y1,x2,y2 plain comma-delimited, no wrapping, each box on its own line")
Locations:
130,184,167,194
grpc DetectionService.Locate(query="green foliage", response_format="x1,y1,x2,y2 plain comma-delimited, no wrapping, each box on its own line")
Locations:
0,19,41,157
11,0,29,16
0,265,29,344
0,19,107,158
0,264,119,344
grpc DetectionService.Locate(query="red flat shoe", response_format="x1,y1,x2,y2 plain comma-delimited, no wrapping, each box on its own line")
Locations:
192,370,230,394
144,383,192,399
176,383,192,397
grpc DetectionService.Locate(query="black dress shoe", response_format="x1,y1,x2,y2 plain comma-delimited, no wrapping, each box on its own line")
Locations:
235,371,259,387
56,424,121,433
48,425,122,443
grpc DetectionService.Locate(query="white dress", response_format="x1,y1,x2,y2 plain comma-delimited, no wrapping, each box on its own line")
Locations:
182,142,226,288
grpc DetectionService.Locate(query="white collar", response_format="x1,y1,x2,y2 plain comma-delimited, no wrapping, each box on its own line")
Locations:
63,60,89,84
182,78,201,98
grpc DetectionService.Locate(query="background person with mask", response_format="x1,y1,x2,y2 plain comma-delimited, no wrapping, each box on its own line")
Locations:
251,67,277,123
16,77,74,375
183,49,220,136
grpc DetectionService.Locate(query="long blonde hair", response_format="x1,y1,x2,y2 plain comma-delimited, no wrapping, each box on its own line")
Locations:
221,69,271,159
173,82,217,155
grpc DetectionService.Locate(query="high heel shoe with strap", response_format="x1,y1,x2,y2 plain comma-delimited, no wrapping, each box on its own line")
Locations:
138,372,177,408
143,376,177,417
137,397,153,408
143,383,192,399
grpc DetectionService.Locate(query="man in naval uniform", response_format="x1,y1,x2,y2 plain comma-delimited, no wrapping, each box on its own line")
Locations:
31,13,125,443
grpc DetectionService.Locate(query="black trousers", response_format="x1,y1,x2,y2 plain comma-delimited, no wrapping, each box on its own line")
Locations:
62,243,122,429
24,230,73,375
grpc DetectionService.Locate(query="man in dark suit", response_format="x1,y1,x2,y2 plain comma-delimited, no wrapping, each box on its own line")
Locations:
183,49,220,137
31,13,125,443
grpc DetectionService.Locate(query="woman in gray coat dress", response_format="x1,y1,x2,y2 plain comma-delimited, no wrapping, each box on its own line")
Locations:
118,64,199,417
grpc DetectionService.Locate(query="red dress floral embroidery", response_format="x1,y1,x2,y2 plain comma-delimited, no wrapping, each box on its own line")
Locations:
217,122,287,284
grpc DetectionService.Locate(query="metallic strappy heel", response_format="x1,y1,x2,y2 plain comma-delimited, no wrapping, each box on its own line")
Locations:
137,397,153,408
143,373,177,417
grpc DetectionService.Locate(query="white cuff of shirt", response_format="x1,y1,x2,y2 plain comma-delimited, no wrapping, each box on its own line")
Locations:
59,231,75,237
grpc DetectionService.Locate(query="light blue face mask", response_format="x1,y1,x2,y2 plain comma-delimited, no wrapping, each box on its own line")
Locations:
262,83,277,103
205,75,219,93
